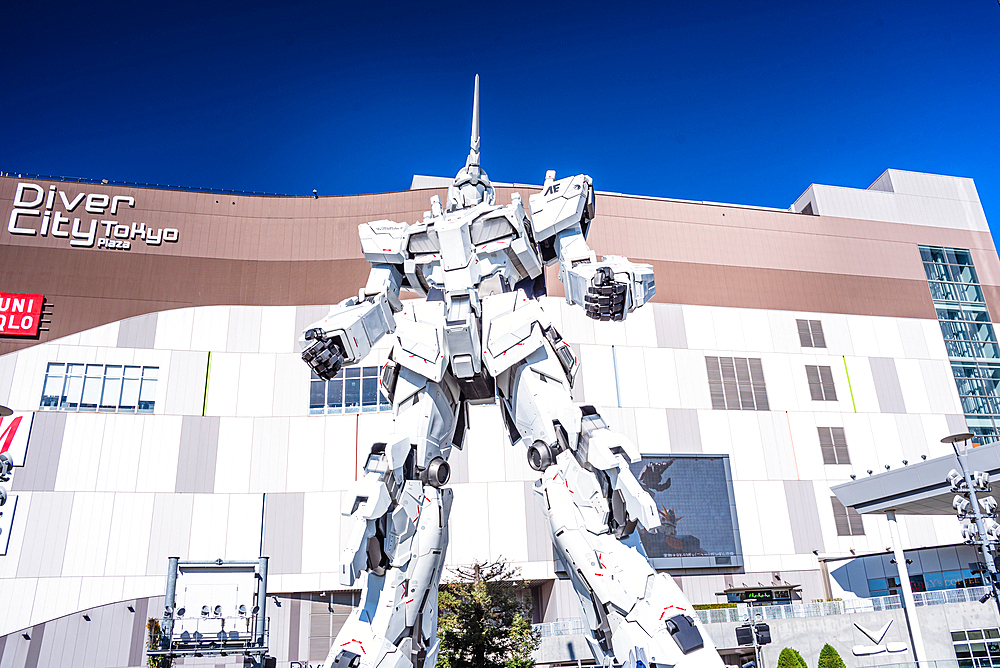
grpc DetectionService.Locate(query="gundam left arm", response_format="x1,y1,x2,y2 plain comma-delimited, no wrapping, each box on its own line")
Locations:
529,171,654,321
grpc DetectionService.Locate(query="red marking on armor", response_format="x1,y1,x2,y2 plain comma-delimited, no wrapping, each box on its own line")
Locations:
341,640,366,654
659,605,686,620
383,249,391,252
597,553,605,569
594,573,604,577
425,496,431,503
552,473,559,480
406,598,414,604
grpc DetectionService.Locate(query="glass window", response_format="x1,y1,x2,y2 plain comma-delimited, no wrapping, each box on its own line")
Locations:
806,365,837,401
971,631,987,641
944,570,965,588
925,572,946,590
38,363,159,414
138,367,156,413
41,363,65,408
311,365,392,415
62,364,85,410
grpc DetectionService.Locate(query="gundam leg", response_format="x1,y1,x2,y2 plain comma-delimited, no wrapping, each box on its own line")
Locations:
322,366,462,668
497,339,724,668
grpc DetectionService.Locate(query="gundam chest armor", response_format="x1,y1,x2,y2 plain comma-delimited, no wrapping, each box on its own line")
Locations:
300,77,723,668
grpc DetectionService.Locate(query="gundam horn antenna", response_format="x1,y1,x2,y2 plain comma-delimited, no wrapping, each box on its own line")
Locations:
466,74,480,168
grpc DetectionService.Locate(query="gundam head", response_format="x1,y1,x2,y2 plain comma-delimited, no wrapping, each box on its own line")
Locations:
446,74,496,212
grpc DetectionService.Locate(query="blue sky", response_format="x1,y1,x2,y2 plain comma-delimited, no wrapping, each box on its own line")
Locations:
3,1,1000,237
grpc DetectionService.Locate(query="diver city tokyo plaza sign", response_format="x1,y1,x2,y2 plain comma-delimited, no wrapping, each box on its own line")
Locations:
0,293,42,337
7,182,179,251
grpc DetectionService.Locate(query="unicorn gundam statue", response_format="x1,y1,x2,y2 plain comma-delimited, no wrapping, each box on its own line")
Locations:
301,76,723,668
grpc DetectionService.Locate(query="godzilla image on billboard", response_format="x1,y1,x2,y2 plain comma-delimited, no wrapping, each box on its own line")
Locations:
631,454,743,571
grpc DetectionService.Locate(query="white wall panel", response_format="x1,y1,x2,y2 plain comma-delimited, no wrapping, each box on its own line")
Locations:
146,493,194,576
846,315,880,358
614,346,649,408
869,414,906,471
55,414,107,492
487,482,528,563
623,302,657,347
324,415,360,491
96,415,143,492
726,412,767,481
236,353,276,417
301,492,341,574
250,418,289,492
682,305,717,351
29,575,82,631
135,416,182,493
105,493,155,576
673,350,712,410
786,413,823,482
592,318,627,347
579,345,617,408
871,318,905,358
642,348,680,409
919,414,956,458
205,352,240,417
712,308,746,352
896,359,931,415
154,307,194,350
227,306,262,353
77,322,120,348
897,319,930,359
225,494,264,559
759,354,800,413
920,360,962,414
741,308,774,354
465,405,506,483
731,481,763,557
841,413,877,475
214,417,254,493
164,351,209,416
76,575,125,615
759,413,797,480
272,354,310,417
753,481,795,556
287,417,325,492
0,577,37,636
190,305,231,353
922,319,949,360
258,305,296,353
633,408,670,454
61,492,115,577
188,494,231,560
6,342,46,411
558,299,595,344
445,483,490,566
767,312,800,355
820,313,854,357
843,356,877,413
696,411,736,459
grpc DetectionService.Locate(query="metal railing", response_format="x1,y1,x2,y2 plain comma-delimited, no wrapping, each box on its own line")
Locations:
533,586,992,637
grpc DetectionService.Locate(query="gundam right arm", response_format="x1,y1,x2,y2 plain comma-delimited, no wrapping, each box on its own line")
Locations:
301,221,407,380
528,171,654,322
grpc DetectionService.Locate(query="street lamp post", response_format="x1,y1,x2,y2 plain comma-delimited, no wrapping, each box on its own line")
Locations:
943,432,1000,620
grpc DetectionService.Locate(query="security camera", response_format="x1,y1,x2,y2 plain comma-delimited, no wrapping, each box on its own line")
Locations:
902,460,908,466
922,455,927,460
176,607,186,617
981,592,994,604
0,487,7,506
0,452,12,480
850,474,856,480
213,605,222,616
238,605,247,616
201,605,210,616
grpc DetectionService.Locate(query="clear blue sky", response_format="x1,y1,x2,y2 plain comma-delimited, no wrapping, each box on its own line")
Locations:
3,1,1000,237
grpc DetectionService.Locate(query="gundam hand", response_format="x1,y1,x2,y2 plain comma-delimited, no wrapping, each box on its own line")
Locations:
300,293,396,380
302,329,346,380
567,255,655,322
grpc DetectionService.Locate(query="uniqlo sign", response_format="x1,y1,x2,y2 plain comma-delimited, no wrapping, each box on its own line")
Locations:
0,293,42,337
0,411,33,465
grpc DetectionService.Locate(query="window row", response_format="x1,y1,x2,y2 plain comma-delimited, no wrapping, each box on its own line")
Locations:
953,627,1000,668
40,363,157,413
796,319,826,348
706,358,839,411
309,366,392,415
870,570,984,598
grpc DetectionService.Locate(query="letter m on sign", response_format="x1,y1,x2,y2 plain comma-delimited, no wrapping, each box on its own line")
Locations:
0,412,34,466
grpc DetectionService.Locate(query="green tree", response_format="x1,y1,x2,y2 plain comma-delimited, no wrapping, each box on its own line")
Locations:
776,647,807,668
436,559,541,668
817,643,846,668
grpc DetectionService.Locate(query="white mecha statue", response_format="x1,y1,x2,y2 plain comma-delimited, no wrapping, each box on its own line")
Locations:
301,76,723,668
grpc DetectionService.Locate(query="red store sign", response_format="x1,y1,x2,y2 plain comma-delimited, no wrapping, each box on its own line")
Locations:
0,293,43,336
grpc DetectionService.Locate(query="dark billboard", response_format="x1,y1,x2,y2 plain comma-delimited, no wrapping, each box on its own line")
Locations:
629,454,743,572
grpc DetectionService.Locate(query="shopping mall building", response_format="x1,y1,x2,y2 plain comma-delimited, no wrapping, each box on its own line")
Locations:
0,167,999,667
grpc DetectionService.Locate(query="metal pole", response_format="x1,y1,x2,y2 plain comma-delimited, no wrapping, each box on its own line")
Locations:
952,441,1000,620
886,511,928,666
163,556,180,650
255,555,269,646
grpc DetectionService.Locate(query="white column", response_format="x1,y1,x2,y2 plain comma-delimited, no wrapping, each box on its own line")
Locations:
887,510,928,665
